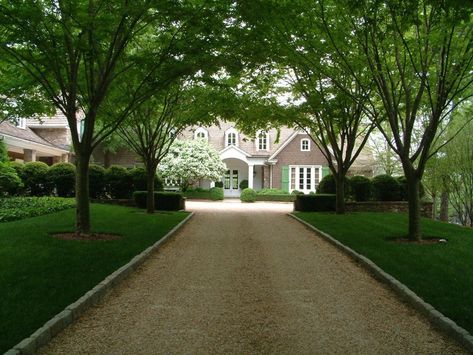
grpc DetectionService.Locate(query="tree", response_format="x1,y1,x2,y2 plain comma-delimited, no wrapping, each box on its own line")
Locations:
0,1,236,235
159,139,226,191
236,1,376,213
318,0,473,240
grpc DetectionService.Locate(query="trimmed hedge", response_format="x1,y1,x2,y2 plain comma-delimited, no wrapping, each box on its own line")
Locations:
372,174,400,201
257,188,288,195
294,194,336,212
23,161,52,196
350,175,371,202
317,174,350,195
255,194,295,202
183,190,211,199
133,191,185,211
210,187,224,200
240,188,257,202
89,164,106,198
129,167,164,192
0,162,23,196
239,179,248,190
48,162,75,197
105,165,132,199
291,190,304,195
0,197,75,222
397,176,425,201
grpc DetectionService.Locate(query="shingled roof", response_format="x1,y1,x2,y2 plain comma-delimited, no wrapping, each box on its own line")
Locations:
0,121,60,148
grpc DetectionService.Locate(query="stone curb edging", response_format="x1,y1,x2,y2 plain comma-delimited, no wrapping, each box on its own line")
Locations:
5,212,195,355
288,213,473,353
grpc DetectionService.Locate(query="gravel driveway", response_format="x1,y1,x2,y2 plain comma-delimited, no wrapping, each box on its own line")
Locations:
40,200,464,354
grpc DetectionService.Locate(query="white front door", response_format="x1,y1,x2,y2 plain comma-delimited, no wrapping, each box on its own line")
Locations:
224,169,240,197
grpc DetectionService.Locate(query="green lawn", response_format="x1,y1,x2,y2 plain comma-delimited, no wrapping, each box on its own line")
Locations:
0,204,188,352
294,212,473,335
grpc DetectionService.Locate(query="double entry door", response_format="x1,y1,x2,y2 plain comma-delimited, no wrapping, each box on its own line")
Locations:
224,169,239,197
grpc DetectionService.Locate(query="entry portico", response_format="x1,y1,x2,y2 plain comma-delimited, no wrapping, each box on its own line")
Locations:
219,145,266,197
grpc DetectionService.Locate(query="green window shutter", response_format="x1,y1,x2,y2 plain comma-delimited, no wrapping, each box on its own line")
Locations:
322,166,330,178
281,166,289,192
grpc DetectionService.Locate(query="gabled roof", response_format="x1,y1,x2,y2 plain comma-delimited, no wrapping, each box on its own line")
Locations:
219,144,251,158
0,121,59,148
268,131,303,160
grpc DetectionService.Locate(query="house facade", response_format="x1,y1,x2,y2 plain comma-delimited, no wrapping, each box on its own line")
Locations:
0,112,72,164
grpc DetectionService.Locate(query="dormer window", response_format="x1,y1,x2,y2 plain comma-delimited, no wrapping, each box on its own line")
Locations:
194,127,208,140
301,138,310,151
257,130,269,151
15,118,26,129
225,127,238,147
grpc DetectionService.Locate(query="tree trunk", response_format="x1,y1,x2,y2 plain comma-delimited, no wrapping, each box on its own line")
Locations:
146,166,156,214
440,191,449,222
75,154,91,235
335,174,346,214
431,192,437,220
407,175,422,241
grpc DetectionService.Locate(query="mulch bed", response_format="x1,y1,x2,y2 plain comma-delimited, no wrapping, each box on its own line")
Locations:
52,233,121,241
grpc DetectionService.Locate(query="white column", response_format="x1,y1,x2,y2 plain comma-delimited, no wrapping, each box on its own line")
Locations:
23,149,36,162
210,181,215,188
248,164,254,189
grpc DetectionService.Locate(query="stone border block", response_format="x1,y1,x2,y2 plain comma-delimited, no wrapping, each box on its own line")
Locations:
289,213,473,353
8,212,194,354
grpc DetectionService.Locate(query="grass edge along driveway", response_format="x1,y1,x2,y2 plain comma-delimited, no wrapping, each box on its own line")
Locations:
294,212,473,337
0,204,189,353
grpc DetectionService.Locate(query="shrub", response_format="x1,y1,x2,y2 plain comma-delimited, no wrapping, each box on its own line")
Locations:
133,191,185,211
291,190,304,195
317,174,350,195
371,174,401,201
129,167,164,192
239,179,248,190
23,161,52,196
240,188,257,202
214,181,223,188
89,164,106,198
255,194,295,202
0,196,75,222
210,187,224,200
294,194,336,212
397,176,425,201
105,165,132,199
0,139,8,163
0,162,23,196
257,188,288,195
350,175,372,202
48,163,75,197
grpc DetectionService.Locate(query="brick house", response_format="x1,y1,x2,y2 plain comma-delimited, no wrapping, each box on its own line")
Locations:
182,123,373,197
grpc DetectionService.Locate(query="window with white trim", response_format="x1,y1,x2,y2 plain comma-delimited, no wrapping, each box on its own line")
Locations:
225,127,238,147
14,118,26,129
194,127,208,140
289,165,321,194
301,138,310,151
256,130,269,151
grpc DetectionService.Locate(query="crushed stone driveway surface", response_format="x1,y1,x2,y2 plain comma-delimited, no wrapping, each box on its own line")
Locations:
40,200,464,354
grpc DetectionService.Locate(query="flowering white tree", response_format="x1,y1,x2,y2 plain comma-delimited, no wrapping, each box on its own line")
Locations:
159,139,226,190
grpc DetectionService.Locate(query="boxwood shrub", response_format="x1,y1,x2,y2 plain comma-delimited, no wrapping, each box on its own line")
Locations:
23,161,52,196
317,174,350,195
257,188,288,195
397,176,425,201
129,167,164,192
294,194,336,212
89,164,106,198
0,162,23,196
209,187,224,200
349,175,372,202
371,174,400,201
240,188,257,202
133,191,185,211
239,179,248,190
255,194,295,202
48,162,76,197
105,165,132,199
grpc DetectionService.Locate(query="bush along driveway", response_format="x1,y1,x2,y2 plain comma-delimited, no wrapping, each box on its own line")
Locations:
294,212,473,338
0,204,189,353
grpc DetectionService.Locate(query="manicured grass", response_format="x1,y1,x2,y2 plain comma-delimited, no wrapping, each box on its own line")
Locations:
0,204,188,352
294,212,473,335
